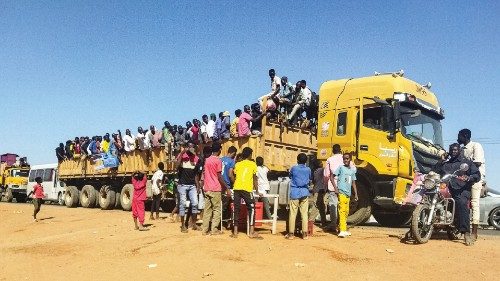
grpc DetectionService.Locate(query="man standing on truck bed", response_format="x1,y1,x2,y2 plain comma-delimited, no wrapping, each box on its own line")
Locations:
176,143,201,233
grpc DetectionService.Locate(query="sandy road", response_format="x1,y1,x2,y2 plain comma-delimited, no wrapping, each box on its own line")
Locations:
1,203,498,281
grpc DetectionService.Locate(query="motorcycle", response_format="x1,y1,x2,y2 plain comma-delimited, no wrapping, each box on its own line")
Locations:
408,163,469,244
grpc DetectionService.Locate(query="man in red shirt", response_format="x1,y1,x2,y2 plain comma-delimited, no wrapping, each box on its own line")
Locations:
200,143,230,235
238,105,265,137
132,170,149,231
30,177,46,222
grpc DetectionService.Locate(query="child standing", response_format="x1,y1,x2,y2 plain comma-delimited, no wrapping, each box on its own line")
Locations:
286,153,311,240
256,156,272,219
30,177,46,222
335,153,358,238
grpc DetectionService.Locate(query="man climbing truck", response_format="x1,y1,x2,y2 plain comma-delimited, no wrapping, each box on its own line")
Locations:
317,70,445,226
57,70,445,227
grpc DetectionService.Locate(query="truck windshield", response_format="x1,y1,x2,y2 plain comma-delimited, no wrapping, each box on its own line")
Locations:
12,170,29,177
400,105,443,148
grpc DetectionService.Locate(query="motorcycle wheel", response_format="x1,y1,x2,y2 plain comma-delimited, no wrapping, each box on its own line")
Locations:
410,204,434,244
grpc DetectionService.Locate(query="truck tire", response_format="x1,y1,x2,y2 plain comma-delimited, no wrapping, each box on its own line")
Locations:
99,186,116,210
120,184,134,211
373,212,412,227
80,185,97,208
5,188,13,202
65,186,79,208
347,182,372,225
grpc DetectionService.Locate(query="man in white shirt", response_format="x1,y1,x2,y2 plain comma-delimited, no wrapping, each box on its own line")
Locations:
136,127,147,150
288,80,312,123
207,114,216,139
256,156,272,219
458,129,486,241
123,129,136,152
150,162,165,220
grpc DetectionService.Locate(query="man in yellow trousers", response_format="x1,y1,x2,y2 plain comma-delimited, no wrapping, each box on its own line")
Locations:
334,153,358,238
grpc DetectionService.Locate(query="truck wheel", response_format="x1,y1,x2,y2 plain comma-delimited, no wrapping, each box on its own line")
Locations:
120,184,133,211
373,212,412,227
5,188,13,202
347,182,372,225
80,185,97,208
65,186,79,208
99,186,116,210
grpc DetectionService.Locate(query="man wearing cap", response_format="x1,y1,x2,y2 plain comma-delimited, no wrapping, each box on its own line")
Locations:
220,111,231,139
201,143,230,235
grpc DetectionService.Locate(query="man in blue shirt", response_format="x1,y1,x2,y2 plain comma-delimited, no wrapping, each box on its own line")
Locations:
221,146,237,223
286,153,311,240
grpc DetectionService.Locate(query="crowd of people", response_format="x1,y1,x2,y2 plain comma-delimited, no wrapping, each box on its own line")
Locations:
55,69,318,163
128,141,359,240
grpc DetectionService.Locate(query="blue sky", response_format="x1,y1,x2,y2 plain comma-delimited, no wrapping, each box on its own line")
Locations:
0,1,498,190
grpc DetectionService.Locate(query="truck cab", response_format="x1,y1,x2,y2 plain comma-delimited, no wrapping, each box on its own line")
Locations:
1,167,30,202
317,72,445,226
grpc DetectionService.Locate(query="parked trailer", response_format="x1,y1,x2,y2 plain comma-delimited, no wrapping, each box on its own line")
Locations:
57,122,317,211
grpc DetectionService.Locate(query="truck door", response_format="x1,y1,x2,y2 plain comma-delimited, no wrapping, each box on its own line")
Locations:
329,108,357,155
43,168,55,200
356,103,398,176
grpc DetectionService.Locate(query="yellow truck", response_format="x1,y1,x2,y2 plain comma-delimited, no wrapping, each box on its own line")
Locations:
317,71,445,226
0,154,30,203
58,71,445,226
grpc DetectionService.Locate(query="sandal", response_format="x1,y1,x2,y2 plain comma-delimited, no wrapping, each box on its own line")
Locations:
229,233,238,238
249,234,263,240
285,234,294,240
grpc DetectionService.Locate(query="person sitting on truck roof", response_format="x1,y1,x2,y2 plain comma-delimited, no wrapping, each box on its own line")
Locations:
287,80,312,125
55,143,65,162
123,129,136,153
162,121,173,145
230,109,241,138
269,68,281,99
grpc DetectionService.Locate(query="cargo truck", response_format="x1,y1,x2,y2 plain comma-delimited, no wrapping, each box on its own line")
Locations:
58,71,445,226
0,153,30,203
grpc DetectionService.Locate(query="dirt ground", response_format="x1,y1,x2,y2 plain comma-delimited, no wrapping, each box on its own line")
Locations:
1,203,498,281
